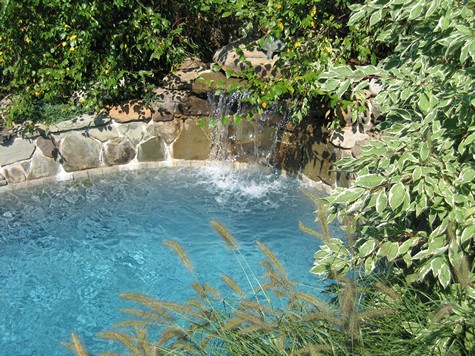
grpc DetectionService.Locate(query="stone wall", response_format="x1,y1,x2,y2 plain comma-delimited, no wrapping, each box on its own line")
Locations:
0,44,374,191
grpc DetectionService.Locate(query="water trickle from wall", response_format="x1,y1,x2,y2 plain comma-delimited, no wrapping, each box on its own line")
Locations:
207,92,287,166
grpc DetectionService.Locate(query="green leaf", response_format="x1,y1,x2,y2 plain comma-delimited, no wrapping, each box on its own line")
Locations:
408,2,424,20
428,235,446,254
359,239,376,258
336,79,351,98
388,182,406,210
438,262,451,288
369,9,382,27
456,167,475,186
356,174,385,188
387,242,400,261
419,142,430,161
375,189,388,214
332,188,365,204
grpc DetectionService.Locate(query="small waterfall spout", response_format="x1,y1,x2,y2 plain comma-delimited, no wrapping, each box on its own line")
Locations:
207,92,286,165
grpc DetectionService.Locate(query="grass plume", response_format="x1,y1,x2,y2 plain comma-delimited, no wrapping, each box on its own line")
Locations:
163,240,193,273
211,219,238,250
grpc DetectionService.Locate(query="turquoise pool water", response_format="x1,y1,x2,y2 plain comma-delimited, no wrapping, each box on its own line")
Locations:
0,165,333,355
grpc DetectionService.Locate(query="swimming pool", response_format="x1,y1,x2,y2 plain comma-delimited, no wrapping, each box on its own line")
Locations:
0,165,333,354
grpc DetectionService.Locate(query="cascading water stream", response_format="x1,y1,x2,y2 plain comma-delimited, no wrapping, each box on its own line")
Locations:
207,92,288,165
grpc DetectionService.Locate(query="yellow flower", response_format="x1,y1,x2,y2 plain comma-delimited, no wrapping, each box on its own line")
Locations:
311,21,315,27
0,51,3,55
66,67,70,72
64,24,70,28
25,37,32,44
105,69,109,74
294,42,301,48
69,35,77,41
62,41,67,47
70,47,75,52
261,101,267,109
277,4,282,9
311,8,317,16
278,22,284,31
34,91,43,97
0,36,2,41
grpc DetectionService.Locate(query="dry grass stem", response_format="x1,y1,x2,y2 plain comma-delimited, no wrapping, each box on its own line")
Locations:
211,219,238,250
163,240,194,273
222,274,246,297
257,241,286,275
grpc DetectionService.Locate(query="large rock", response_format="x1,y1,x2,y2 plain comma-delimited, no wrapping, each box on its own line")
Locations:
0,138,36,166
49,114,110,133
2,164,27,183
154,120,181,144
36,136,59,159
162,58,207,90
0,173,6,186
137,137,166,162
213,38,280,78
173,119,211,160
118,122,145,146
87,124,119,142
60,132,101,172
330,127,369,149
27,152,60,180
103,138,136,166
109,100,152,123
150,89,190,122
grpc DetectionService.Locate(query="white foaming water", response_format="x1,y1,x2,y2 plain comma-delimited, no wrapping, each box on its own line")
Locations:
55,165,73,181
197,163,286,199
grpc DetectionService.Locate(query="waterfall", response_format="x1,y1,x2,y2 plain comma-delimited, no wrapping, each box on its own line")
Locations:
207,92,285,165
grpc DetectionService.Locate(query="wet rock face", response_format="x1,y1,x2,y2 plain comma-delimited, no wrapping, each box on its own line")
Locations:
173,119,211,160
103,138,136,166
137,136,166,162
60,132,101,172
2,164,27,183
27,152,60,180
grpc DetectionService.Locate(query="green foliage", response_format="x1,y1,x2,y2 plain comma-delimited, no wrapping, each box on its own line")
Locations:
313,0,475,353
0,0,371,127
0,0,239,125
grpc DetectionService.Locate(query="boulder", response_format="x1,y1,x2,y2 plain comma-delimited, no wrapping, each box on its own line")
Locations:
0,173,6,186
27,152,60,180
60,132,101,172
87,124,119,142
0,138,36,166
3,164,26,183
330,127,369,149
162,58,207,91
173,119,211,160
36,136,59,159
213,38,279,78
150,89,189,122
137,137,166,162
109,100,151,123
49,114,110,133
118,122,145,146
154,120,181,144
103,138,136,166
